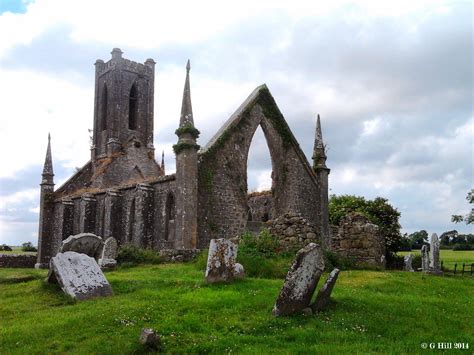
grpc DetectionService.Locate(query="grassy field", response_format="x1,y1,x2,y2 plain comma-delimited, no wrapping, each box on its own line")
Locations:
0,246,36,255
1,263,473,354
398,250,474,271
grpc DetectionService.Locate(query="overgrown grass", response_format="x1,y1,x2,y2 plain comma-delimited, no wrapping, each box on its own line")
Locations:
398,250,474,271
0,264,472,354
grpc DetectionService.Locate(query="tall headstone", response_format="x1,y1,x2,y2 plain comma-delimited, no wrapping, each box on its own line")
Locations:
272,243,325,316
429,233,442,275
47,251,113,300
421,244,430,272
205,239,238,283
404,253,414,272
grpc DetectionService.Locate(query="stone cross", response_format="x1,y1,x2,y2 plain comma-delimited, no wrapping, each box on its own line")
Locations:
404,253,414,272
272,243,325,316
421,244,430,272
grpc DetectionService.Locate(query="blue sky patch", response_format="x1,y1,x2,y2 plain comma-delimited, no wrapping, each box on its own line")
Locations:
0,0,31,15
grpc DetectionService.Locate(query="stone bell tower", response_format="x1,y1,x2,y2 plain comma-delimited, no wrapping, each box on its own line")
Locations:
91,48,156,160
89,48,162,188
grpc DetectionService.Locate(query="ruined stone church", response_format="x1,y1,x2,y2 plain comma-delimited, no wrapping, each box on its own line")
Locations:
36,48,330,268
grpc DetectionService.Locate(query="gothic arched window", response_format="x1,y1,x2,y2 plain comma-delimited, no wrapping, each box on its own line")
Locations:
100,84,108,131
128,83,138,130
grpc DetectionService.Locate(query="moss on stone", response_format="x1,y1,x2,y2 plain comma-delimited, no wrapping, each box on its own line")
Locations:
172,142,200,155
203,168,214,192
175,124,200,139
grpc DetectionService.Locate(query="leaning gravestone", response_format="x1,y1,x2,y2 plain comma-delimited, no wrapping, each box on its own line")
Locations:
272,243,325,316
61,233,104,260
205,239,238,283
429,233,442,275
98,237,118,269
404,254,414,272
311,268,340,313
47,251,113,300
421,244,430,272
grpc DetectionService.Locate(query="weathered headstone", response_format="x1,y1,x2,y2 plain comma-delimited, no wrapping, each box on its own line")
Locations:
272,243,325,316
404,253,414,272
421,244,430,272
61,233,104,260
47,251,113,300
139,328,161,350
205,239,238,283
233,262,245,279
310,268,340,313
429,233,442,275
98,237,118,269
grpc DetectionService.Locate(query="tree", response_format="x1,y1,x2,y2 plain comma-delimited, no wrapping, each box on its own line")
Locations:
329,194,402,257
451,189,474,224
439,230,458,246
409,230,428,249
21,242,37,252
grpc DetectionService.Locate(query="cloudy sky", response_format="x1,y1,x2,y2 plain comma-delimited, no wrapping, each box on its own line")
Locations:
0,0,472,245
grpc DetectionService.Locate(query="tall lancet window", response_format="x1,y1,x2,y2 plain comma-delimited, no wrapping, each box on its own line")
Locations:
128,83,138,130
100,84,108,131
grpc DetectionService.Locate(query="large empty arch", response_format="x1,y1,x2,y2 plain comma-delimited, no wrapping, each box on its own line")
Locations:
197,85,321,248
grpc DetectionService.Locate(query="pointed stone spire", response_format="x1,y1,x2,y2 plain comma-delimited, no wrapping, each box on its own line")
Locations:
312,114,327,169
179,59,194,127
42,133,54,184
161,150,165,174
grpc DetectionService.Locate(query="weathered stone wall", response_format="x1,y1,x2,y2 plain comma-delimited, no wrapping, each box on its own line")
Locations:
267,212,319,251
247,191,273,222
0,254,37,268
197,86,320,249
49,175,176,258
330,213,385,266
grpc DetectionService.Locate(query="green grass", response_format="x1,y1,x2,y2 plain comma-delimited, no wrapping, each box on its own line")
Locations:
0,263,473,354
0,246,36,255
399,250,474,271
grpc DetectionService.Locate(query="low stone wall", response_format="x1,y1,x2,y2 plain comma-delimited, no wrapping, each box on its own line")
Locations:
159,249,201,262
267,212,319,251
330,213,385,267
0,254,37,268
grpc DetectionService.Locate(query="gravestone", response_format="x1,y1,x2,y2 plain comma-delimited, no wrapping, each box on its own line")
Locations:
205,239,238,283
272,243,325,316
47,251,113,300
233,262,245,279
139,328,161,350
310,268,340,313
421,244,430,272
61,233,104,260
404,253,414,272
429,233,442,275
99,237,118,269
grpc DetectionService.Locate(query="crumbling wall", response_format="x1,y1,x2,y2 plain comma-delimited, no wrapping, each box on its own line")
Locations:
330,213,385,266
266,212,319,251
247,191,273,222
0,254,37,268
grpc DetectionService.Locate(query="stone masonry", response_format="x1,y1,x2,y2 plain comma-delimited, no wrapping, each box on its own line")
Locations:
329,213,385,267
36,49,331,267
266,212,319,251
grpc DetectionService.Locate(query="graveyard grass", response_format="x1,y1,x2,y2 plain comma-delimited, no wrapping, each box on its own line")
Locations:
1,261,473,354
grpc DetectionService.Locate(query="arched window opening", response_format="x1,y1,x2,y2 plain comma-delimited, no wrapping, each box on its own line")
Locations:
165,193,175,241
128,198,135,243
128,83,138,130
100,84,108,131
